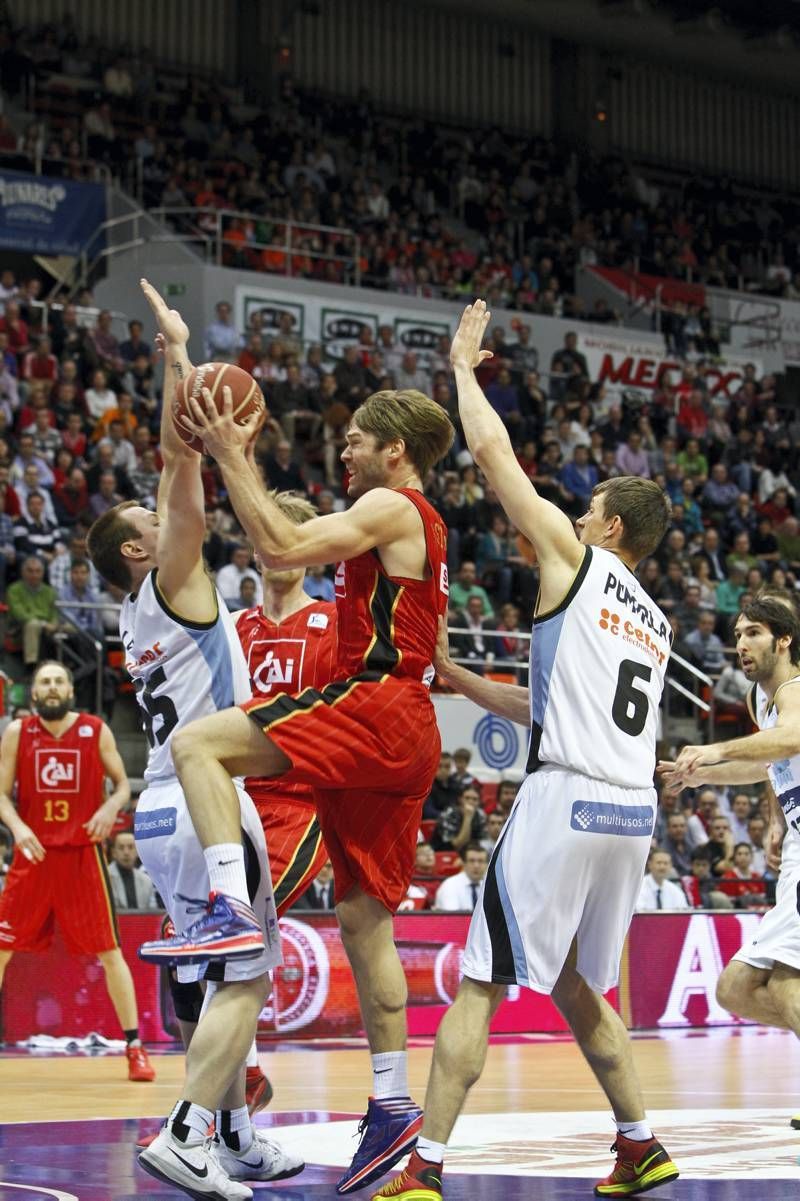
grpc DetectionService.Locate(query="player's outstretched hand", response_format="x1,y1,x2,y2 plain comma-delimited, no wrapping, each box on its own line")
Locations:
450,300,494,372
656,759,687,797
84,800,118,843
181,384,261,461
140,278,189,346
14,820,45,863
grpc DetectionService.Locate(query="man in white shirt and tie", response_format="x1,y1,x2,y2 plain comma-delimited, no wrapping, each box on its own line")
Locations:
636,849,689,911
434,843,489,912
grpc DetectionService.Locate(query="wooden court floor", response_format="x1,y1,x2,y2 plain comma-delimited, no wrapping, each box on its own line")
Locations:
2,1029,799,1125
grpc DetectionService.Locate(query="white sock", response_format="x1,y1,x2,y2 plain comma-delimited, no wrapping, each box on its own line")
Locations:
168,1099,214,1147
371,1051,408,1100
616,1119,653,1141
217,1106,253,1153
246,1040,259,1069
416,1137,445,1164
203,844,250,905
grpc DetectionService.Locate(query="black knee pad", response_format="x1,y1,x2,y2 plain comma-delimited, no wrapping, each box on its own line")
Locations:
169,977,204,1024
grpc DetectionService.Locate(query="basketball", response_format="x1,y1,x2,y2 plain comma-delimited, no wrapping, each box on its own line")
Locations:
173,362,264,453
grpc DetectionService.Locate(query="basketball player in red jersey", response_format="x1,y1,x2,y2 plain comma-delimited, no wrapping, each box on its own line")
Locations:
0,660,155,1082
147,382,454,1192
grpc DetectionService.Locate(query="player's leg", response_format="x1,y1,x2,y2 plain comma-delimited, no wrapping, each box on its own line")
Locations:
97,947,156,1082
717,960,787,1027
171,708,290,850
337,886,408,1053
0,949,13,990
765,963,800,1032
552,944,644,1121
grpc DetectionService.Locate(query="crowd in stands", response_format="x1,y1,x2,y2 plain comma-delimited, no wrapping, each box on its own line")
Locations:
3,16,800,311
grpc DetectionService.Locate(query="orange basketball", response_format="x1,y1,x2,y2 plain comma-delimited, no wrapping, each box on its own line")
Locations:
173,361,264,453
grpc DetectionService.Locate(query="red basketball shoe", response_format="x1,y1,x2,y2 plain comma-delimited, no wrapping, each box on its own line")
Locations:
595,1133,679,1196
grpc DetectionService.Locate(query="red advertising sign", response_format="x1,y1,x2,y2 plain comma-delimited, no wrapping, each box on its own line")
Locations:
1,914,619,1043
626,912,763,1028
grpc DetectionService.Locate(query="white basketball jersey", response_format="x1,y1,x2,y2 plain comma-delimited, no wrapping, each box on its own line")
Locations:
753,678,800,871
120,569,252,783
528,546,672,788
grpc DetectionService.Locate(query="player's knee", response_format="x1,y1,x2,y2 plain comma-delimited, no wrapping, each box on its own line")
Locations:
715,966,738,1012
171,726,203,773
170,978,204,1024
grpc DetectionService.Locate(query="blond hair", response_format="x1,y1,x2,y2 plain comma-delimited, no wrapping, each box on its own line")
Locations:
353,389,454,478
269,489,317,525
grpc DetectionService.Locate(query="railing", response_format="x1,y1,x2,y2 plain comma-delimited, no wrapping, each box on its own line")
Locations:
663,650,715,742
150,206,362,288
52,602,105,717
27,299,131,342
0,144,111,183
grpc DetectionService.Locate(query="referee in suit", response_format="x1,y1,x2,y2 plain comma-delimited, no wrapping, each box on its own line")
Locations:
292,860,335,910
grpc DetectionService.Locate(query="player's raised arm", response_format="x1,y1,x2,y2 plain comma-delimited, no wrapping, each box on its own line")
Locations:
450,301,582,573
0,721,44,862
139,279,209,609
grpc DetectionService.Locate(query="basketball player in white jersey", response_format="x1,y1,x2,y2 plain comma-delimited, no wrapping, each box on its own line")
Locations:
660,591,800,1125
87,281,302,1200
376,301,678,1201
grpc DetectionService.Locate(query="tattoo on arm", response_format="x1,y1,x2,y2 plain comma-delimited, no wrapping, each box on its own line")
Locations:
172,360,184,379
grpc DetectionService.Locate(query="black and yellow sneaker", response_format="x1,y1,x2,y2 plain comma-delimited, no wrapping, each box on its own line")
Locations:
595,1133,679,1197
790,1114,800,1130
371,1150,443,1201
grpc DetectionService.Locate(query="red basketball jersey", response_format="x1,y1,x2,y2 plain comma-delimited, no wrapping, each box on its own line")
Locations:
15,713,106,848
334,488,449,682
235,598,338,803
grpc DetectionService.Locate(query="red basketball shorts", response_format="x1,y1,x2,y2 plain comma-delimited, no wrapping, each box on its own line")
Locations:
242,673,441,911
0,843,120,955
247,781,327,916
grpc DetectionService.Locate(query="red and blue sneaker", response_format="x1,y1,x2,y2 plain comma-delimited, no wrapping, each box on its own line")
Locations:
336,1097,423,1194
138,892,265,965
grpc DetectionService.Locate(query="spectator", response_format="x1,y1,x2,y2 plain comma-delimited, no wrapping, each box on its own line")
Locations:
681,851,734,909
411,841,440,908
720,843,765,904
706,814,736,877
107,831,159,910
333,345,367,406
662,812,693,877
559,445,598,512
423,751,460,819
450,747,479,792
13,491,60,562
261,439,305,493
119,318,151,364
636,849,689,910
203,300,240,362
89,470,124,520
49,532,101,594
451,595,492,673
684,610,727,673
58,558,103,638
713,660,751,722
481,810,506,856
432,784,487,852
686,788,720,848
448,560,493,617
615,431,651,479
215,544,263,609
292,860,335,910
84,368,118,425
304,563,335,602
11,432,55,490
434,842,489,911
746,815,768,875
492,779,519,819
6,555,60,670
394,351,431,395
90,310,123,376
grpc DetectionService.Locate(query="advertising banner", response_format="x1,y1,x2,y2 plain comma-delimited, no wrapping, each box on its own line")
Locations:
1,913,610,1043
627,911,763,1028
3,911,760,1043
432,694,529,778
235,284,454,368
576,330,763,403
0,169,106,255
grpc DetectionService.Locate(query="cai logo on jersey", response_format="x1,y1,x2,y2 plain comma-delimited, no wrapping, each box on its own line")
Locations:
249,638,306,695
35,749,80,793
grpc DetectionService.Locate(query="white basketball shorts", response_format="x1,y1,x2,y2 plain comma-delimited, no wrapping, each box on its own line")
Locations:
134,776,282,984
734,847,800,973
462,764,656,995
